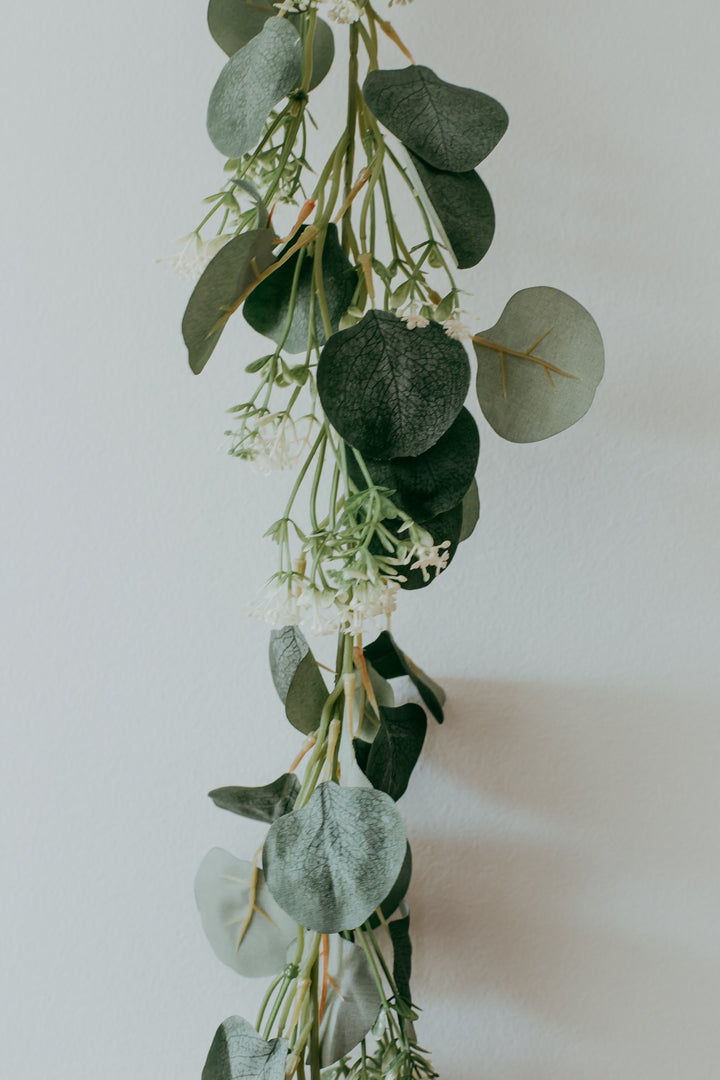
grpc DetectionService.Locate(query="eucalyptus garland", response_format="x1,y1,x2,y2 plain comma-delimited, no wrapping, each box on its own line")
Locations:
171,1,604,1076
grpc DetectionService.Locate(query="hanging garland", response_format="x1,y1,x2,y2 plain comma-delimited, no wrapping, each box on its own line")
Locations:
169,1,604,1076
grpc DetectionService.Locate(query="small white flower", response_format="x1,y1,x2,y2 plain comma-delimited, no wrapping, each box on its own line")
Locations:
157,233,231,282
401,310,430,330
326,0,362,23
409,539,451,575
441,318,471,342
249,581,302,627
248,413,316,476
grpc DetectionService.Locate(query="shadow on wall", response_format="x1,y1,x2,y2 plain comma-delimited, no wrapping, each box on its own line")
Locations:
403,679,720,1080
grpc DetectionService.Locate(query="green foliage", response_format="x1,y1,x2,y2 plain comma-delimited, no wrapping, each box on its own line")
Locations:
406,151,495,270
262,782,407,932
269,625,328,735
389,915,413,1006
348,407,479,522
244,225,355,354
182,230,275,374
459,479,480,543
317,311,470,458
207,19,303,159
202,1016,288,1080
209,773,300,823
195,849,298,977
474,286,605,442
354,704,427,801
319,938,381,1066
363,65,508,172
364,631,446,724
365,843,412,928
208,1,335,91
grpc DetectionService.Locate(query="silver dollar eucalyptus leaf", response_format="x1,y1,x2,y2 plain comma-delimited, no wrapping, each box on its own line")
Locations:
202,1016,288,1080
319,938,381,1066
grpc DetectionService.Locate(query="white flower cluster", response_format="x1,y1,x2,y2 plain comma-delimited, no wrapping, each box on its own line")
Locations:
228,412,316,473
274,0,361,22
158,233,231,282
400,309,473,342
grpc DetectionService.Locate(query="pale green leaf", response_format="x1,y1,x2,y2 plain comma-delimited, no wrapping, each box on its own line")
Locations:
269,626,328,735
202,1016,287,1080
319,938,381,1066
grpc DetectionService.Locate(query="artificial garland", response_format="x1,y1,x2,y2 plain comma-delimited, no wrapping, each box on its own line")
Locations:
172,1,604,1076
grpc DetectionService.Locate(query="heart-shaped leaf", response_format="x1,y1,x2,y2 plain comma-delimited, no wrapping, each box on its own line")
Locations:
263,782,407,932
182,229,275,374
348,407,479,521
207,18,303,159
209,773,300,823
389,915,413,1006
458,478,480,543
269,626,328,735
364,631,445,723
319,938,381,1066
318,310,470,458
406,151,495,269
195,849,298,978
244,224,355,354
355,704,426,801
363,65,508,172
474,286,604,442
208,3,334,91
202,1016,288,1080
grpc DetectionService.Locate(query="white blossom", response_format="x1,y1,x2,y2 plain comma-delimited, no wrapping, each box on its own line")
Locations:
410,539,451,575
325,0,362,23
249,581,302,627
157,233,231,282
441,318,471,342
247,413,316,475
401,310,430,330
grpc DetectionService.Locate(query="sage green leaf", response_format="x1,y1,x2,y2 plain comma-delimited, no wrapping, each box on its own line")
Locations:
363,65,508,172
354,661,394,741
317,310,470,458
207,19,303,159
357,705,427,801
364,631,445,724
263,782,407,932
474,286,604,442
406,151,495,269
208,2,334,91
202,1016,288,1080
459,479,480,543
366,842,412,928
319,938,381,1066
209,773,300,823
348,407,479,521
195,849,298,978
244,224,355,354
269,626,328,735
389,915,413,1006
182,229,275,374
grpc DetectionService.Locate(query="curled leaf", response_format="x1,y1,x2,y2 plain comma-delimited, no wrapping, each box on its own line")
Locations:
319,938,381,1066
269,626,328,735
209,773,300,823
364,631,445,723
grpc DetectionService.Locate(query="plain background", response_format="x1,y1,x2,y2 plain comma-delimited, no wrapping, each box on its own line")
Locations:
2,0,720,1077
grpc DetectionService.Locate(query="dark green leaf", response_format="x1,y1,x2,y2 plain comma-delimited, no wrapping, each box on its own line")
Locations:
474,286,604,442
207,19,303,159
348,407,479,521
389,915,413,1006
317,310,470,458
364,630,445,723
244,224,355,354
458,478,480,543
366,842,412,928
357,705,426,801
319,939,381,1066
406,151,495,269
269,626,328,735
209,773,300,823
182,229,275,374
263,782,407,932
399,500,464,592
202,1016,288,1080
208,4,334,91
363,65,508,172
195,850,298,978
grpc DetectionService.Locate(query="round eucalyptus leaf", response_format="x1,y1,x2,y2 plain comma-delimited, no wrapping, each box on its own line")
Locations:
406,151,495,269
209,773,300,823
269,626,328,735
356,704,427,801
317,310,470,458
348,408,479,521
263,783,407,932
364,630,445,724
474,286,604,443
207,18,303,159
319,938,381,1066
202,1015,288,1080
458,479,480,543
195,849,298,978
244,224,355,354
182,229,275,374
208,2,334,91
363,65,508,172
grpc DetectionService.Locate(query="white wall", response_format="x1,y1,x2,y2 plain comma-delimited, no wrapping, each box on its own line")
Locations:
2,1,719,1077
